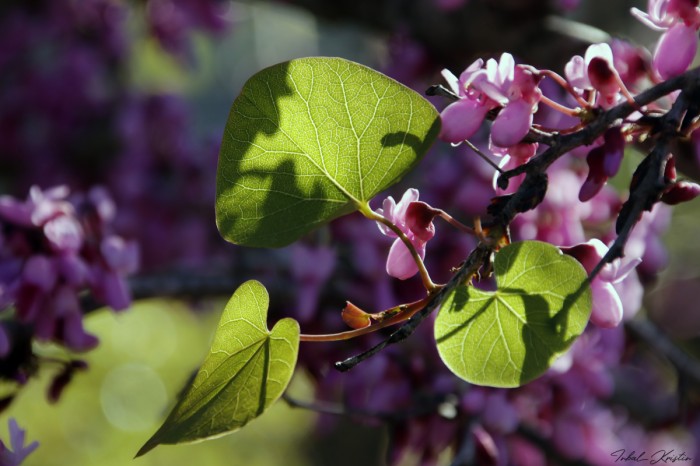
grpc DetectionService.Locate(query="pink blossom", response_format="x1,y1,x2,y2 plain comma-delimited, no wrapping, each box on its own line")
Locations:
562,239,642,328
611,39,650,87
565,43,624,109
439,53,541,147
439,98,490,143
631,0,700,31
375,189,437,280
490,99,534,147
653,22,698,78
632,0,700,78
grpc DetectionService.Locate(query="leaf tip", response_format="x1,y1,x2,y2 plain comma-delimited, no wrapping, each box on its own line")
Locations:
135,438,159,458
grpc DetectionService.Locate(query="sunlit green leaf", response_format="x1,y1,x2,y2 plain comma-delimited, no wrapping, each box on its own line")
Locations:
137,281,299,456
434,241,591,388
216,57,440,247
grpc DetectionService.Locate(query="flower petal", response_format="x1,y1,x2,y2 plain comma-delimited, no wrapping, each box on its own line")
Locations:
439,98,488,143
490,100,533,147
590,280,624,328
386,237,424,280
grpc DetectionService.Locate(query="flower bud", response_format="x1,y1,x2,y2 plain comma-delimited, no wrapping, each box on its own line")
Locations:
561,241,605,273
601,128,624,178
341,301,371,329
661,180,700,205
664,155,677,182
579,145,608,202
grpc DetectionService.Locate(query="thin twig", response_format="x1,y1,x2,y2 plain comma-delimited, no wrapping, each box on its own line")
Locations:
498,67,700,192
589,78,692,279
335,243,491,371
625,319,700,386
462,139,504,173
282,392,447,422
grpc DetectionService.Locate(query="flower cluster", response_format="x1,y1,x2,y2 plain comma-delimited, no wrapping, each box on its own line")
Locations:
0,0,230,273
632,0,700,79
0,186,138,354
439,53,542,152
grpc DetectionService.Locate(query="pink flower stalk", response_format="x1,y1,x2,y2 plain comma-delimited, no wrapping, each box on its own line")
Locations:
631,0,700,78
562,239,642,328
565,43,625,108
439,53,541,147
375,189,437,280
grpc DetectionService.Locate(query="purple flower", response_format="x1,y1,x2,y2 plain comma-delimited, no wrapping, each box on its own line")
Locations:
375,189,437,280
0,419,38,466
579,127,625,202
0,186,138,352
611,39,650,87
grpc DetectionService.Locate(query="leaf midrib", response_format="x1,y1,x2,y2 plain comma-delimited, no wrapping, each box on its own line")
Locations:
249,72,362,209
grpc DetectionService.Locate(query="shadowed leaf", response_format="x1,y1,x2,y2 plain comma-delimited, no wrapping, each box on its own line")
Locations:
435,241,591,388
137,280,299,456
216,57,440,247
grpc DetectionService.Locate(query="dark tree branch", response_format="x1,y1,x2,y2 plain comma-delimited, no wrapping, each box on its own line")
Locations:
335,67,700,372
334,243,492,371
282,392,448,422
497,67,700,193
590,73,696,278
80,271,239,313
625,319,700,386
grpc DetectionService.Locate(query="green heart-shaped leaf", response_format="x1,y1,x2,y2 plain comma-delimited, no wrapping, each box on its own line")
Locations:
137,281,299,456
216,57,440,247
434,241,591,388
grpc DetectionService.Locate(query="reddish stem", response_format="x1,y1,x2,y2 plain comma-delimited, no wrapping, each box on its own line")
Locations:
299,295,433,342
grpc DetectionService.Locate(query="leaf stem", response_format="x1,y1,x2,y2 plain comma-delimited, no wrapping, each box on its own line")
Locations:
359,204,437,292
299,296,431,342
335,243,492,371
